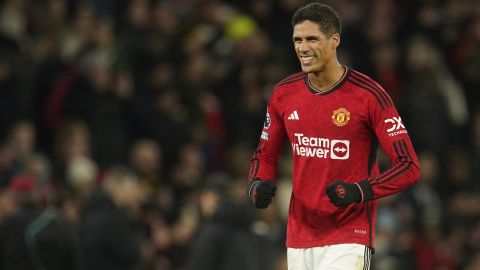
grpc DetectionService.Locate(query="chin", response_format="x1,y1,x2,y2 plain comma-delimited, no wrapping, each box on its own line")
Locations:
301,65,320,73
301,65,313,72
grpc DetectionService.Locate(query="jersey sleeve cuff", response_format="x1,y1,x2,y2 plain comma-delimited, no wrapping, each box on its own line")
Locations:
247,180,262,200
357,179,374,202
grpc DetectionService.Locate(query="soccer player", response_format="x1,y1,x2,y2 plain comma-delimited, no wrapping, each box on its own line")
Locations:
247,3,420,269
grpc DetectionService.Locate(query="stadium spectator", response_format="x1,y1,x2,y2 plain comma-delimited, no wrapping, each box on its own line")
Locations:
189,175,276,270
0,175,78,270
79,166,144,270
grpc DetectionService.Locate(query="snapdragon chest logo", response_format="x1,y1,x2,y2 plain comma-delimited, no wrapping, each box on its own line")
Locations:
291,133,350,160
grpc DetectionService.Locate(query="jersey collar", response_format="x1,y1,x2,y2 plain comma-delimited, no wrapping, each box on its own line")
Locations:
305,66,351,95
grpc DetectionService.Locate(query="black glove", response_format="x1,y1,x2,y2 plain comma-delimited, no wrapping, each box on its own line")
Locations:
247,180,276,209
326,181,362,207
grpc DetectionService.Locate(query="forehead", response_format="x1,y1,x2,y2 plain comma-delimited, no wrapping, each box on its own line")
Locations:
293,20,326,37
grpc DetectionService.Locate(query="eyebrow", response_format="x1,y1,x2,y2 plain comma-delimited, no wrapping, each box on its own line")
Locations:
292,35,319,41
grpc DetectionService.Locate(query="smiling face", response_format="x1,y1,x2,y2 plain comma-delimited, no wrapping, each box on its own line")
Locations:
293,20,340,74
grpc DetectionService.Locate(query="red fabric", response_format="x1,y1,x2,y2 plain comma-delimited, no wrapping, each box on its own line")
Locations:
42,68,78,130
449,18,480,65
413,238,436,270
248,67,419,248
9,175,36,193
202,93,226,168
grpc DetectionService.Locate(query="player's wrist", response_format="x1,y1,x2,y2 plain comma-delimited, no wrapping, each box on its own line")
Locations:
247,179,276,209
353,183,363,202
247,179,262,201
356,179,374,202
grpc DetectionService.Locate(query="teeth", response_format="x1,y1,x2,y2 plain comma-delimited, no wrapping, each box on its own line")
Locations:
301,56,314,64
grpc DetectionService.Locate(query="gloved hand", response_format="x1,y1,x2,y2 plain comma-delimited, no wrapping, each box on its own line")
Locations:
247,180,276,209
326,181,362,207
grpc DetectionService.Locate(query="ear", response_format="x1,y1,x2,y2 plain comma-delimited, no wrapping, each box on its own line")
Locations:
331,33,340,49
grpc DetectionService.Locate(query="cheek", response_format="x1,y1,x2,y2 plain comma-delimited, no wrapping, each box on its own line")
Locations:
319,47,332,60
315,47,325,59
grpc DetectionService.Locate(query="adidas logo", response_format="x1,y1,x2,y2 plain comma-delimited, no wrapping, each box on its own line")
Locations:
288,110,300,120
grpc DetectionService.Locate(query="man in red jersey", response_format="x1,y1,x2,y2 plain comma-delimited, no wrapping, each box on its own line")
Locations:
247,2,420,269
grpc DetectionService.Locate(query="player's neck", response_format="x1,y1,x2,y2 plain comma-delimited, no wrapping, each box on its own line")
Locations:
308,63,345,92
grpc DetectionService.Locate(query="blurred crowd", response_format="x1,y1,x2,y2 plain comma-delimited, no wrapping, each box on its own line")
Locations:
0,0,479,269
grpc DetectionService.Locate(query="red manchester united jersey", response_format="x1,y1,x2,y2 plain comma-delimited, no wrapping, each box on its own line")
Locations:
248,66,420,249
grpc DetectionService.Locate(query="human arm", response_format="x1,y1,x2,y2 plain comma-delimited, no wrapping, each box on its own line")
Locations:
327,79,420,206
247,91,286,208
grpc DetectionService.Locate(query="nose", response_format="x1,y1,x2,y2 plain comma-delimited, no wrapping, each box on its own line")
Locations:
298,41,310,54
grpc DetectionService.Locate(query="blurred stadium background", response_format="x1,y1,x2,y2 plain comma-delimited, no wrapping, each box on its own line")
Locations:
0,0,479,269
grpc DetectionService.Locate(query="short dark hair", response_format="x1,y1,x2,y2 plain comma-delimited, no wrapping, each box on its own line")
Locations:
292,3,342,37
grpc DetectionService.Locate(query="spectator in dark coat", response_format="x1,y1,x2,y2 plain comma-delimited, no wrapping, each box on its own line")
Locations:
79,166,144,270
0,177,78,270
189,178,276,270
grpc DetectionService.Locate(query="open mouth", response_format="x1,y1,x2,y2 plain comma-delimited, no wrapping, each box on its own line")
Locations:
300,56,315,65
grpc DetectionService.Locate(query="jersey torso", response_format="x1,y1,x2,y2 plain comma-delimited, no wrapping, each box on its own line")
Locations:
270,68,379,248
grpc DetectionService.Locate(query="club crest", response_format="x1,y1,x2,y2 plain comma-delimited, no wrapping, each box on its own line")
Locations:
335,185,346,199
332,108,350,127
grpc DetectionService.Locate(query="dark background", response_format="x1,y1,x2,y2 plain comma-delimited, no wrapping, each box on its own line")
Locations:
0,0,479,269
